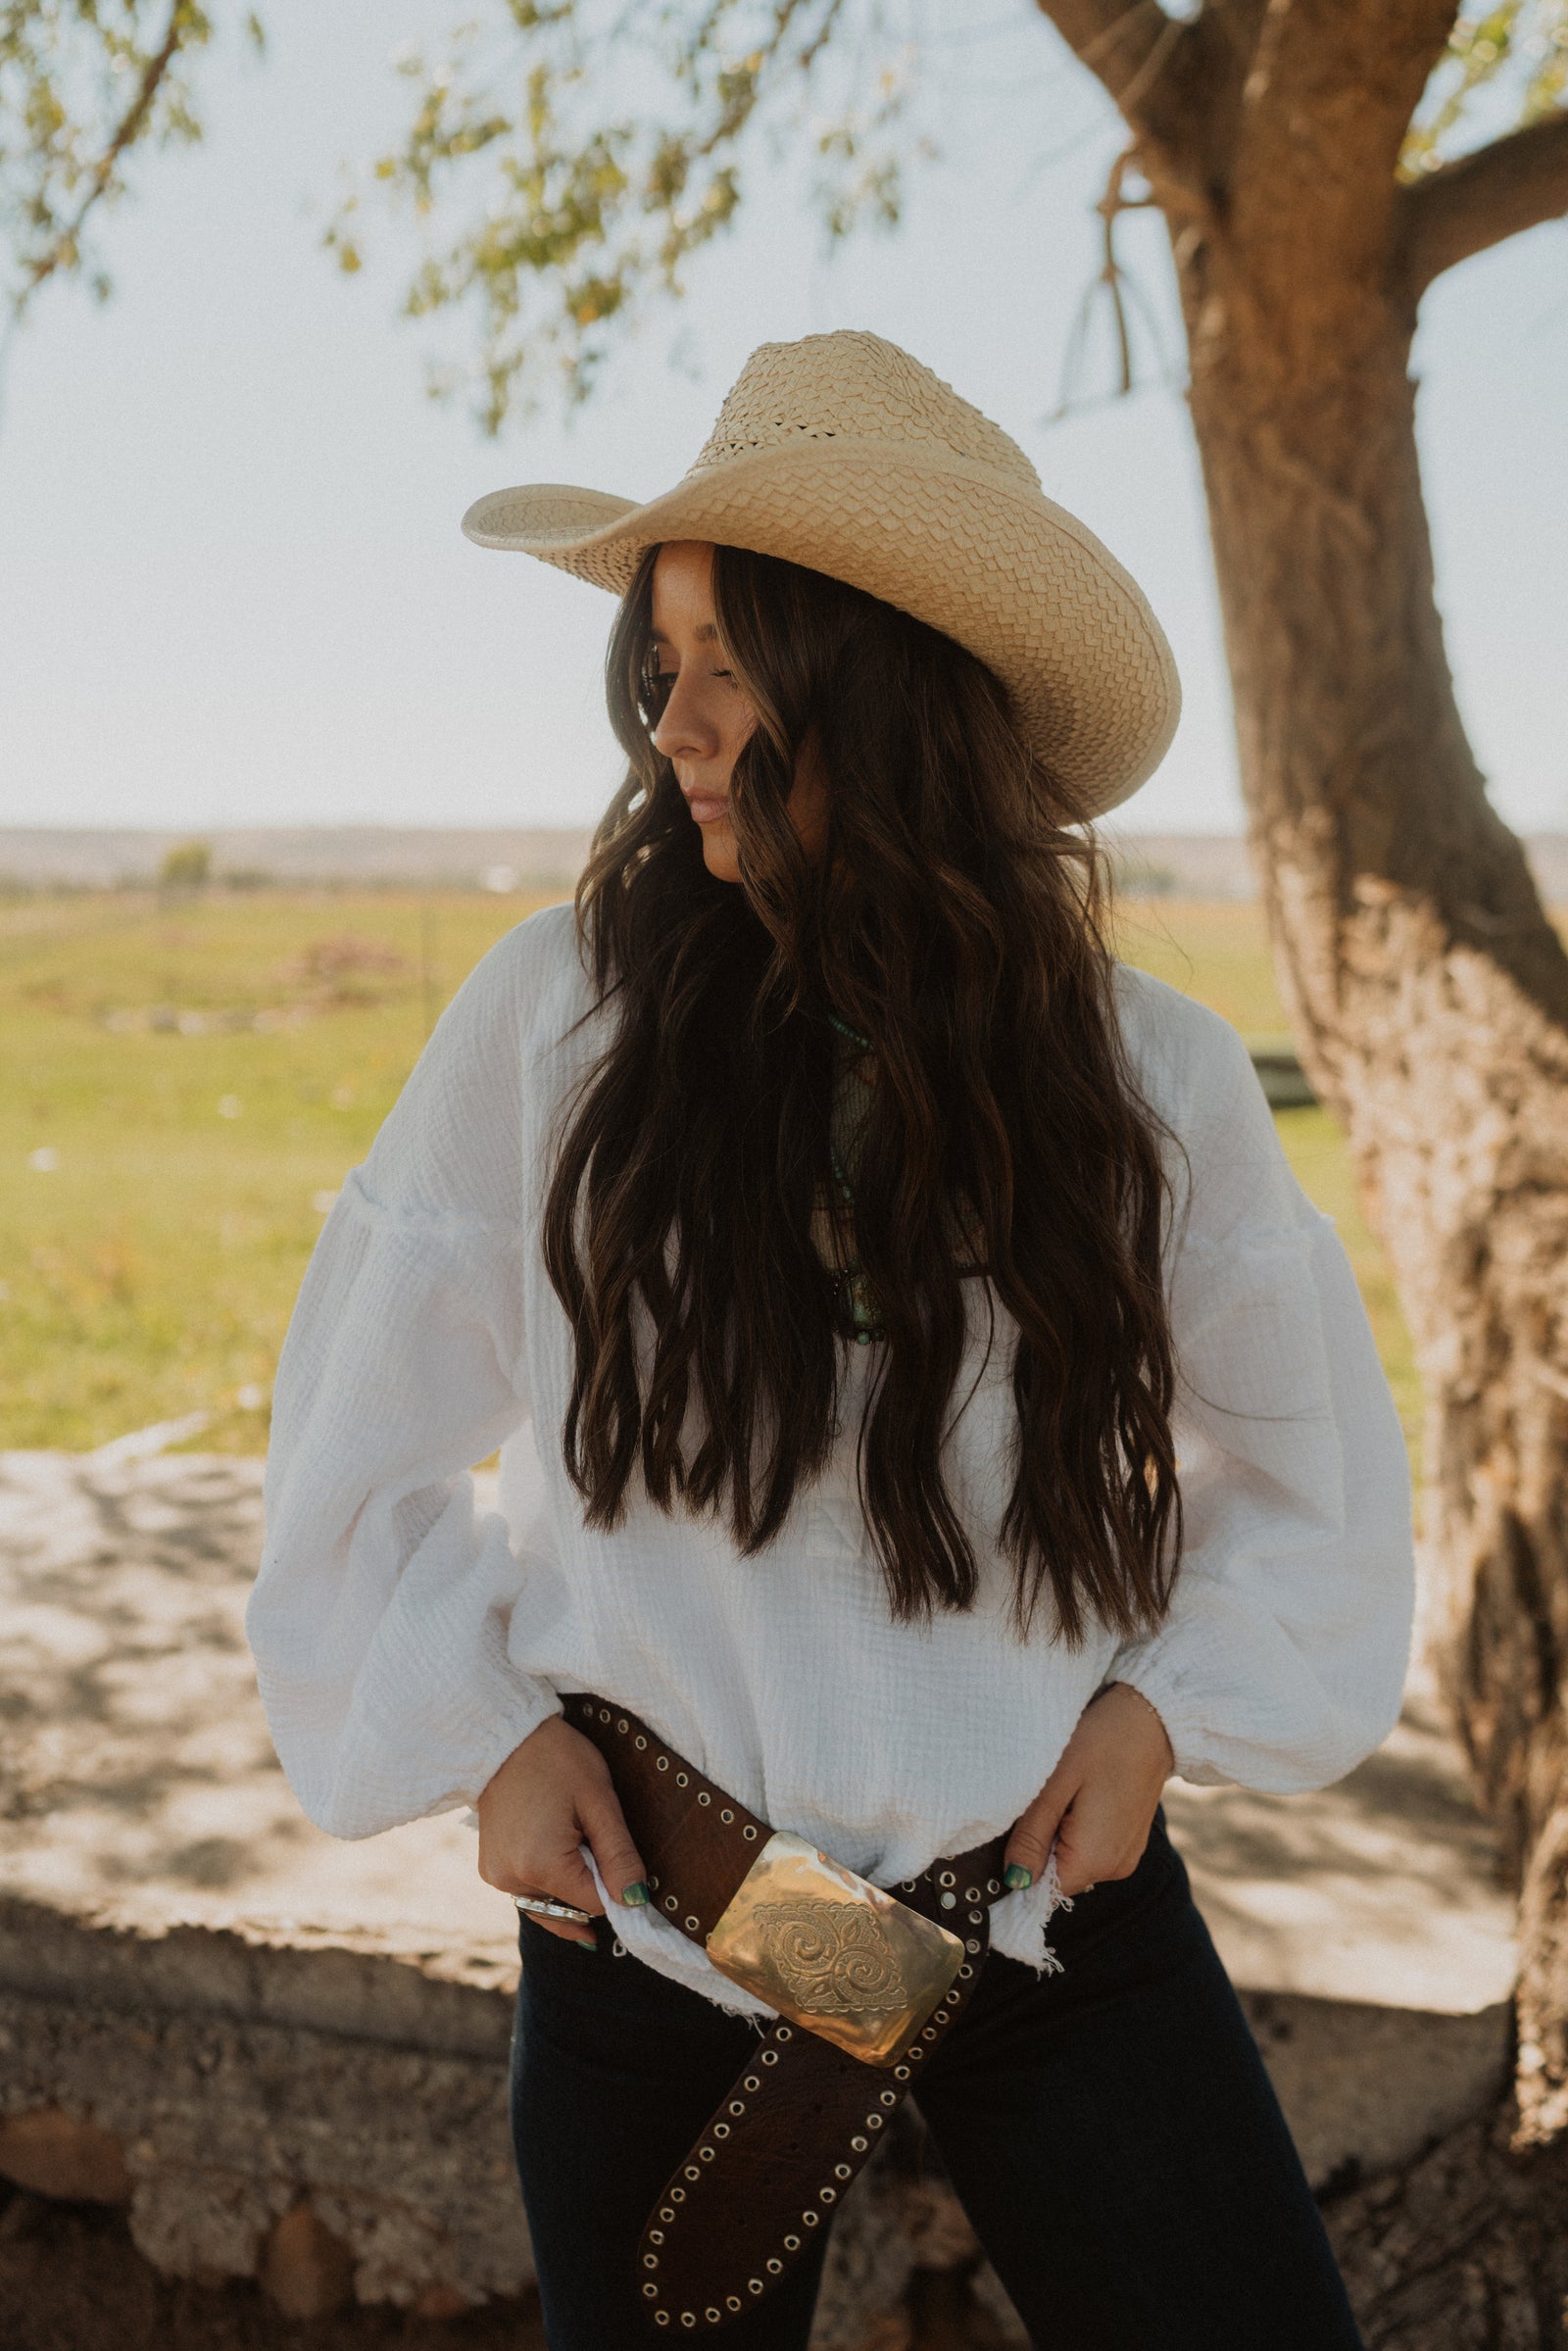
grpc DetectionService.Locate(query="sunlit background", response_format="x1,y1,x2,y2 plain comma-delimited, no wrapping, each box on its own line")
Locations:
1,0,1564,839
0,2,1563,1457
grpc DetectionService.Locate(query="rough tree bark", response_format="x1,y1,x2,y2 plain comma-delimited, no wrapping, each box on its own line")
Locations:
1036,0,1568,2139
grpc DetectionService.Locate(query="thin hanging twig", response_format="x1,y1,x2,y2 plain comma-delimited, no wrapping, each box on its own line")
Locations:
1047,144,1175,422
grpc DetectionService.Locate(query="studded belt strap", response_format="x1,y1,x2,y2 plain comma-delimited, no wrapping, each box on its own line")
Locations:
564,1692,1011,2333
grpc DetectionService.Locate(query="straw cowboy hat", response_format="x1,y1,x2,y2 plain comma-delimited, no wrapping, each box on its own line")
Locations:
462,330,1179,814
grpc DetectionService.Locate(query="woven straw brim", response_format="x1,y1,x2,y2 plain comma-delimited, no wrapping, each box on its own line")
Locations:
462,441,1179,814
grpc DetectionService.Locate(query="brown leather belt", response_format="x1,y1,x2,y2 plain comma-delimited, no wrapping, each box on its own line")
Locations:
564,1691,1012,2333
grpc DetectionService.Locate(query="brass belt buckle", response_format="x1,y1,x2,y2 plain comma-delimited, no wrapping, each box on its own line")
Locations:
705,1832,966,2067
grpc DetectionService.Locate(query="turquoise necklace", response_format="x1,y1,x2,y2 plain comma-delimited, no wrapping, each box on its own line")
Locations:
825,1013,882,1346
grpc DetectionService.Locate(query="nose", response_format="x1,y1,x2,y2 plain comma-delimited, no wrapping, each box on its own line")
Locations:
650,666,719,766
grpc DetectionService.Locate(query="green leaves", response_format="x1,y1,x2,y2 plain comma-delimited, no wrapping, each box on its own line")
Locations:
1402,2,1568,177
1,0,218,324
341,0,926,432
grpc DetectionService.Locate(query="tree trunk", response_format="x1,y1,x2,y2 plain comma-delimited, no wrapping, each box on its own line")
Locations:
1169,222,1568,2138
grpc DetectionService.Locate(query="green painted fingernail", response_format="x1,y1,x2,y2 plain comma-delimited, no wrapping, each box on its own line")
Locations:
1004,1863,1033,1891
622,1881,650,1908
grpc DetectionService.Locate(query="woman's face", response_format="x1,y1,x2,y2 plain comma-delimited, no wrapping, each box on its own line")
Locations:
649,540,828,886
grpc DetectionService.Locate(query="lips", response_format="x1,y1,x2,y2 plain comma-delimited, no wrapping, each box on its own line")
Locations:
683,791,729,825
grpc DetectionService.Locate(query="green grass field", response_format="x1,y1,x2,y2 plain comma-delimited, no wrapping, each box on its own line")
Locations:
0,887,1418,1458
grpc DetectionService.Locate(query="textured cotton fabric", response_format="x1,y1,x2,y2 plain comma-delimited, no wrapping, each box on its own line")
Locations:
248,902,1414,2011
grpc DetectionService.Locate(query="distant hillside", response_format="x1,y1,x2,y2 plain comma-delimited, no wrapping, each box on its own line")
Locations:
2,824,1565,904
0,826,594,891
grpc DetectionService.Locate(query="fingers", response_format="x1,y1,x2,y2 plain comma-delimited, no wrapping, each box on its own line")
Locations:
576,1776,649,1913
474,1719,627,1948
1003,1762,1076,1890
1052,1804,1146,1898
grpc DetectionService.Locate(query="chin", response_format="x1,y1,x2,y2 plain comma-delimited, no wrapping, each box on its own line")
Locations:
700,827,743,886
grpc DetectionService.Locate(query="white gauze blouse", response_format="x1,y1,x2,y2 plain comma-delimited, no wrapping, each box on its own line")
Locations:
248,902,1414,2015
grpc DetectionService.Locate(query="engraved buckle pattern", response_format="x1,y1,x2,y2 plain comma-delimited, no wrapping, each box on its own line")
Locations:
705,1832,964,2066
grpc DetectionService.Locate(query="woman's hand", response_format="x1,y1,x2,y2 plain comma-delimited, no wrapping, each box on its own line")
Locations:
1003,1684,1175,1901
476,1714,650,1948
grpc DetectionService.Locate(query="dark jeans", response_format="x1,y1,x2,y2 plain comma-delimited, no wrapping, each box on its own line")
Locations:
510,1815,1364,2350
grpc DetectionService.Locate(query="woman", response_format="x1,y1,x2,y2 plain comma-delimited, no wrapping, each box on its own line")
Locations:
248,331,1413,2348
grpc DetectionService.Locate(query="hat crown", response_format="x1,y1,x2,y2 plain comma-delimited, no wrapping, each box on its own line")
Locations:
690,329,1041,493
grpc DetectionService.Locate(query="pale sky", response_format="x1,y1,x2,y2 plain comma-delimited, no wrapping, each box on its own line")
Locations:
1,2,1564,839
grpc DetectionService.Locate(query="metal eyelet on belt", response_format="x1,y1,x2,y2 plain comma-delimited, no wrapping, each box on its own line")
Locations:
834,2163,852,2180
657,1756,669,1771
851,2135,867,2151
965,1886,980,1901
783,2233,800,2251
938,1870,956,1887
617,1718,629,1733
664,1894,678,1911
720,1808,734,1823
697,1790,710,1805
635,1735,648,1749
766,2258,783,2275
599,1707,612,1722
675,1772,689,1787
802,2211,819,2228
743,1825,759,1839
685,1915,700,1932
987,1877,1000,1893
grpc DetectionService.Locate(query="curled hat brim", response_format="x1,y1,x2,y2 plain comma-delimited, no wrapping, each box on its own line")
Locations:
462,437,1179,815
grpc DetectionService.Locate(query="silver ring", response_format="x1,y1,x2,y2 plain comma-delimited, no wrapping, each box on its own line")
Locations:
513,1893,594,1924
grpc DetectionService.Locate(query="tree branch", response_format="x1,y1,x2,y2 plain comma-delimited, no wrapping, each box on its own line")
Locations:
1031,1,1209,185
13,3,189,318
1032,1,1287,217
1398,110,1568,297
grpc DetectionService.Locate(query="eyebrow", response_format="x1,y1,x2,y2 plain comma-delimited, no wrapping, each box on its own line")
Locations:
649,623,720,645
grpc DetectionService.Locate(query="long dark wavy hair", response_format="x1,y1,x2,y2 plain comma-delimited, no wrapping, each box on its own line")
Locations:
542,542,1182,1644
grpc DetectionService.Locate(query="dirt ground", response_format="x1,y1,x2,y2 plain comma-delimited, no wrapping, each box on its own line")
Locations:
0,2179,1023,2351
10,2108,1568,2351
0,2180,545,2351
